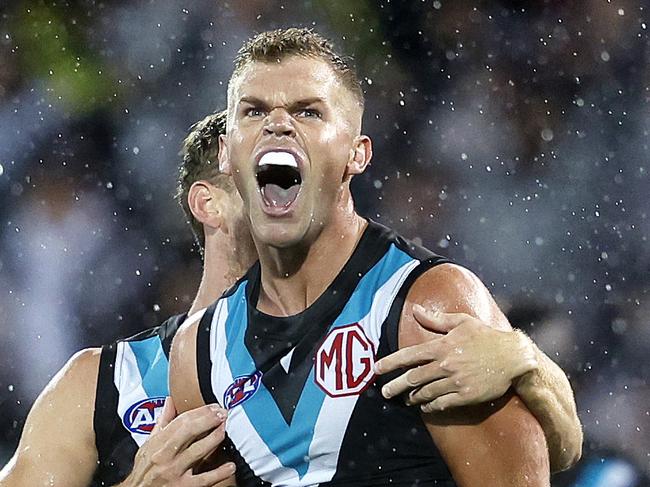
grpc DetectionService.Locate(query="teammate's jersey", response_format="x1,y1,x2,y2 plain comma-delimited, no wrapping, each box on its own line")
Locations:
196,220,456,486
91,313,186,486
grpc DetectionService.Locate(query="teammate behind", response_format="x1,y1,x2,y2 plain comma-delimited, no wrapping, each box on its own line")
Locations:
0,111,255,487
170,28,577,486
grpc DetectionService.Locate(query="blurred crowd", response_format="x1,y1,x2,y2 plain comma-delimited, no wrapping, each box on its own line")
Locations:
0,0,648,483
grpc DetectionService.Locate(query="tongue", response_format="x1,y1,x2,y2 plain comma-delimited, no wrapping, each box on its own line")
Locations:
262,183,300,207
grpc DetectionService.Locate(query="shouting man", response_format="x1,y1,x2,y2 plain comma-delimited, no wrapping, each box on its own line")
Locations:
170,28,580,486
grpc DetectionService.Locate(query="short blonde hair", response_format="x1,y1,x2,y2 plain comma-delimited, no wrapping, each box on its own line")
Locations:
229,28,364,110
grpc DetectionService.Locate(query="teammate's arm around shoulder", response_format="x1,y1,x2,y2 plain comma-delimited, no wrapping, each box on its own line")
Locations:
0,348,100,487
400,263,550,487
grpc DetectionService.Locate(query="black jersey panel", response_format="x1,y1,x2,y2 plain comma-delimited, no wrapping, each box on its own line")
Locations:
91,313,185,486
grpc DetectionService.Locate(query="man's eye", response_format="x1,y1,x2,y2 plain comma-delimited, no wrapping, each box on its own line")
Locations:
246,108,265,117
298,108,321,119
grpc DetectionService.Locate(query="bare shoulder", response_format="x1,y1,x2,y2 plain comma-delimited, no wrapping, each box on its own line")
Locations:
36,347,101,421
397,264,549,484
169,312,206,414
399,263,510,348
0,348,101,486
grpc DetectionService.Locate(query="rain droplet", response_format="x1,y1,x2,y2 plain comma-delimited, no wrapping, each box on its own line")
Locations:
601,51,610,62
541,128,554,141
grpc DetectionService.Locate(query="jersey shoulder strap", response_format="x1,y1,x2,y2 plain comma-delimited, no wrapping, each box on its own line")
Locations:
92,312,186,485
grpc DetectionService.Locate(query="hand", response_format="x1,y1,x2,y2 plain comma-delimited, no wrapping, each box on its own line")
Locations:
118,397,235,487
375,304,538,413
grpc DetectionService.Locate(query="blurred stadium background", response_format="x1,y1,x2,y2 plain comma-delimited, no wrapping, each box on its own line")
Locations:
0,0,648,484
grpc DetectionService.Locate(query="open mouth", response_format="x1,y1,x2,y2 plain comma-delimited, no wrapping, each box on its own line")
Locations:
256,151,302,210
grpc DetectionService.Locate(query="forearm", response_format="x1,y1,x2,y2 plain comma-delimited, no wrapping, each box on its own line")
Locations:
513,332,583,472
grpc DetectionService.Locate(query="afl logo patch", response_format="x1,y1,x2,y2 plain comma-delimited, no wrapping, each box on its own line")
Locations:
123,396,166,434
223,371,262,409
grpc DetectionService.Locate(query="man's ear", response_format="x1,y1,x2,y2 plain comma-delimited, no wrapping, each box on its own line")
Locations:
187,181,225,232
218,135,231,175
345,135,373,177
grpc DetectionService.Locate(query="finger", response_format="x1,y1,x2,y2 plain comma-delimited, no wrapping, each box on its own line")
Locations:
413,304,472,333
189,462,237,486
163,405,227,455
381,362,448,399
421,392,465,413
176,422,226,472
375,341,442,375
405,378,458,406
152,396,177,434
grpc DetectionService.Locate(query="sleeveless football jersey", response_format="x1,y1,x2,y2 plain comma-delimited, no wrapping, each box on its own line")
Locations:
91,313,186,486
196,220,456,486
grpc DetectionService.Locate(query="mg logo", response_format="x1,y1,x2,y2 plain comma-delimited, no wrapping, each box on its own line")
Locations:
315,323,376,397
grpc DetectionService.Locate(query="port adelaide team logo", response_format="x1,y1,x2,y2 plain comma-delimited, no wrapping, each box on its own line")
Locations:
224,370,263,409
315,323,376,397
123,396,166,434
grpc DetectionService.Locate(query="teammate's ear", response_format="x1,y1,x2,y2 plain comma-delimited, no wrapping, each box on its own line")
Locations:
188,181,225,231
345,135,373,177
218,135,231,175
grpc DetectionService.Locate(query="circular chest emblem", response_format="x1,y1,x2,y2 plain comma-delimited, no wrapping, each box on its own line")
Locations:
122,396,166,434
223,371,263,409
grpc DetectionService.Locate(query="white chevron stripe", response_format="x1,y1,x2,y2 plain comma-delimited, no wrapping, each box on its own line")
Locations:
210,257,420,485
114,342,149,447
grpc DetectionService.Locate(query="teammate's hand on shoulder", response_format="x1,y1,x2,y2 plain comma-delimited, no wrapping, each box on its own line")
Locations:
118,396,235,487
375,304,538,413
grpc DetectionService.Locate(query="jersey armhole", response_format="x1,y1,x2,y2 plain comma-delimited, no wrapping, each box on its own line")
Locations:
382,256,453,354
93,343,118,467
196,304,219,405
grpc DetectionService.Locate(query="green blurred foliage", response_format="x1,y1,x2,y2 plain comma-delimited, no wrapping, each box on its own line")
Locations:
11,2,115,115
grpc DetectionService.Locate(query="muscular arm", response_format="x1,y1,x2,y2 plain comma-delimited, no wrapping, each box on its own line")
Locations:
400,264,550,486
0,348,100,487
377,274,582,472
513,338,582,472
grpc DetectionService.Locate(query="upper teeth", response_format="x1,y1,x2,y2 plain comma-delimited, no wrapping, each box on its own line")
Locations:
258,151,298,168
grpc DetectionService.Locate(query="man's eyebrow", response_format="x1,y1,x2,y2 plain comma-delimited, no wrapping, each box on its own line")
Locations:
291,97,325,107
237,96,326,108
238,96,268,107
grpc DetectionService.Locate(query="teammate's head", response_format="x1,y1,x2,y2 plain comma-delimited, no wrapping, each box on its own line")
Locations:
177,110,232,250
177,111,256,276
219,28,373,249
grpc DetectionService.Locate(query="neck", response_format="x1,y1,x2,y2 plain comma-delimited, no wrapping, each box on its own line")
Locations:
256,202,366,316
189,240,237,316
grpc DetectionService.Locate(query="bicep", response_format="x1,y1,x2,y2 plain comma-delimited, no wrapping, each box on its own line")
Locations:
400,264,549,485
424,394,549,486
0,349,100,487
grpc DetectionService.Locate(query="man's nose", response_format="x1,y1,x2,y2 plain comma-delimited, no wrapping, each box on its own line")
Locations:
263,108,296,138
